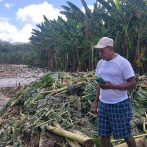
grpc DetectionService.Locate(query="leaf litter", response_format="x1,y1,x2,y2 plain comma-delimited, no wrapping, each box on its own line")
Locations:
0,70,147,146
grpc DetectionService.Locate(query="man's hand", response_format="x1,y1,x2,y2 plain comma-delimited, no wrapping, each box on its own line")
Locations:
94,101,99,115
99,80,113,89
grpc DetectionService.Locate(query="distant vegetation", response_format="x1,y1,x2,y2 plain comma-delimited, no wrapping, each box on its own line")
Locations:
0,39,38,66
1,0,147,73
11,42,29,45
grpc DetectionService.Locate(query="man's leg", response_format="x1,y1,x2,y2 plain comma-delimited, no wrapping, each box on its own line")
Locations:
101,136,110,147
98,101,112,147
124,135,136,147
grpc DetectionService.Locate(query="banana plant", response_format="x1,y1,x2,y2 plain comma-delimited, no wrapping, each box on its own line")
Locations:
60,0,104,70
96,0,137,60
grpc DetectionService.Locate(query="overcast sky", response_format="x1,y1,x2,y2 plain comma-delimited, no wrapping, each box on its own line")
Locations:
0,0,96,43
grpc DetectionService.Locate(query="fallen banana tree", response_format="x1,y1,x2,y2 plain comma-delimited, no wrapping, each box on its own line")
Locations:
53,121,81,147
46,126,94,147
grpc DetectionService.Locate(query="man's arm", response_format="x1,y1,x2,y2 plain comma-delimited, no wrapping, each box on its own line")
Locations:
99,76,136,90
94,84,100,115
95,84,100,102
112,76,136,90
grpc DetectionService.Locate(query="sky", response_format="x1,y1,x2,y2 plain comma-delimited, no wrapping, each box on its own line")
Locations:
0,0,96,43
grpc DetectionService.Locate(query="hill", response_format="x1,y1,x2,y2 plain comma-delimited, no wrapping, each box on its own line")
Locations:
11,42,29,45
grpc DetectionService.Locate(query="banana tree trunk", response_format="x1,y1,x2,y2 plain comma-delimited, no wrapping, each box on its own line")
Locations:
125,35,129,60
90,19,94,71
91,45,94,71
53,122,81,147
76,46,82,71
46,126,94,147
72,47,76,71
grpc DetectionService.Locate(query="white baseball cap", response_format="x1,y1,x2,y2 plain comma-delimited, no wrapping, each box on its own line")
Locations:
93,37,114,49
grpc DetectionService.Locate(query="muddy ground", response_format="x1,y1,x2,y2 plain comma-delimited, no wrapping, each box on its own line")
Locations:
0,64,49,109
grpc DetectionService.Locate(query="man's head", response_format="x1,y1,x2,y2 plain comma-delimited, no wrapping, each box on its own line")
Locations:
93,37,114,61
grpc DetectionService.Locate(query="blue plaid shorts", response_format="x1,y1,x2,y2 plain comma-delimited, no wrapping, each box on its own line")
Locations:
98,99,132,139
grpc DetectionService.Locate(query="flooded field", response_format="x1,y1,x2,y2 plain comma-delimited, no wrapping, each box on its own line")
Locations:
0,64,49,109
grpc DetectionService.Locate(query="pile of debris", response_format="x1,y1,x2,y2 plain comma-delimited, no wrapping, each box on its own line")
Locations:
0,71,147,147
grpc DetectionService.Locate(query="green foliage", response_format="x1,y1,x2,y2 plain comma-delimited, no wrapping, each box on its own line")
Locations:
35,83,45,89
41,75,54,85
0,39,37,65
93,137,101,147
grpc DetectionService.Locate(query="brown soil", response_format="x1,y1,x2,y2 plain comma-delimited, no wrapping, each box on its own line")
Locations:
19,131,65,147
41,132,65,147
19,131,40,147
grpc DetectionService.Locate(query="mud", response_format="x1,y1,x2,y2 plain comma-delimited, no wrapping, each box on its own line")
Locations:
18,131,65,147
0,64,48,109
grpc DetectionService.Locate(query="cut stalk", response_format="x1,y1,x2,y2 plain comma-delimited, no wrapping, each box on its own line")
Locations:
39,132,43,147
10,88,29,108
115,136,147,147
36,108,45,115
46,126,94,147
35,118,54,128
54,90,67,96
87,112,97,116
53,121,81,147
45,109,52,117
20,112,26,121
1,109,16,120
32,82,85,102
24,97,31,105
111,134,147,143
31,89,45,103
143,118,147,133
34,111,46,125
35,111,68,128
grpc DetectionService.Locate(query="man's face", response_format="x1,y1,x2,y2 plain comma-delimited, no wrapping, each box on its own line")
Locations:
97,47,111,60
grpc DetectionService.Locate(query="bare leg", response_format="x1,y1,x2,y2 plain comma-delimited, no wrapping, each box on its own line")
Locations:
101,136,110,147
124,135,136,147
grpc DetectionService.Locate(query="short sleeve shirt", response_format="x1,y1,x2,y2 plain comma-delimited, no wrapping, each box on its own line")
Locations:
95,54,135,104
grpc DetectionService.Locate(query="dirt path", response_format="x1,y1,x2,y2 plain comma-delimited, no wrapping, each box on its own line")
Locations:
0,64,48,109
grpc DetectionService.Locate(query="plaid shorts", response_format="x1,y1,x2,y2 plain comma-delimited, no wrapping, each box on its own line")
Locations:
98,99,132,139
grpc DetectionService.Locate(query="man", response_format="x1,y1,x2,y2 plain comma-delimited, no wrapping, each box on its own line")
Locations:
93,37,136,147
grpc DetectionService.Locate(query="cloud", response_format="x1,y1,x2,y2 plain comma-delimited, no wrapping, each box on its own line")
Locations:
0,19,34,43
0,0,2,2
14,24,35,42
16,1,66,26
0,3,95,43
0,2,68,43
5,3,14,9
0,18,10,21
